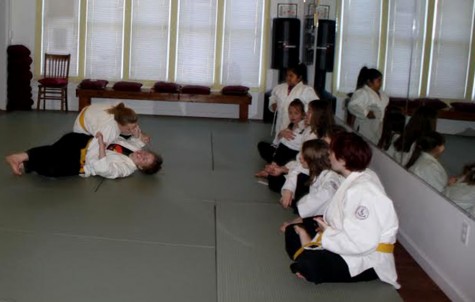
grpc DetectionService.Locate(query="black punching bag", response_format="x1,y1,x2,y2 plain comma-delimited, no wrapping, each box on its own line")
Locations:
315,20,336,72
271,18,300,69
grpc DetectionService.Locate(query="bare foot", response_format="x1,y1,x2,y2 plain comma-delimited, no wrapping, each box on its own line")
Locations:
255,170,269,178
280,221,290,232
5,153,27,176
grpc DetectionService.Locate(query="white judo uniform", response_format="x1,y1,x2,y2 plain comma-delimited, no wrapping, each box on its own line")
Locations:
318,169,400,288
283,127,319,172
348,85,389,144
444,180,475,213
282,169,343,218
409,152,448,192
385,134,415,167
268,82,318,135
272,120,306,150
73,103,123,155
83,136,145,179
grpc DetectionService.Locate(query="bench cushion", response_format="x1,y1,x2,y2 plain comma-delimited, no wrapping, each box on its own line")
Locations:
450,102,475,113
38,77,68,87
153,81,181,93
79,79,109,90
181,85,211,95
413,98,448,110
221,85,250,95
113,81,143,92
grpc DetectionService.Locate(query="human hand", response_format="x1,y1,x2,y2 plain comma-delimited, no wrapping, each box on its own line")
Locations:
448,176,458,185
280,129,295,140
280,190,293,208
314,217,328,231
280,221,290,232
271,103,277,112
140,133,151,144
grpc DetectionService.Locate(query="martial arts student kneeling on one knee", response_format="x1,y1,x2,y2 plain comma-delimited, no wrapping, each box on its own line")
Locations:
5,131,162,179
285,132,400,289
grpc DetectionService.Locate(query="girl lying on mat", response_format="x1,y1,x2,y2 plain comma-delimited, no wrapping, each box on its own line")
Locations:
6,131,162,179
285,132,400,288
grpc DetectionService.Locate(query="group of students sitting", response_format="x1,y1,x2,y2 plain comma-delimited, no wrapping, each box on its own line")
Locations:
346,66,475,216
6,103,163,179
256,65,400,288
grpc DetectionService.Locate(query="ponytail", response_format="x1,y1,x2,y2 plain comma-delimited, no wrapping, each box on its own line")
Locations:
107,103,138,126
405,132,445,169
356,66,382,90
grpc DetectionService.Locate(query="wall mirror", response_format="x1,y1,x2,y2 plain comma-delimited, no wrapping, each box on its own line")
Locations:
337,0,475,220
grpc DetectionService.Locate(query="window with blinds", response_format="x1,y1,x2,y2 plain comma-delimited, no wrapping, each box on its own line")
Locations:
221,0,264,87
428,0,474,99
41,0,80,76
385,0,426,97
39,0,265,87
130,0,170,81
337,0,382,93
85,0,125,80
175,0,217,85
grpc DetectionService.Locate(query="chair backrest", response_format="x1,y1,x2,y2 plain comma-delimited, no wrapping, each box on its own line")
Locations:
43,53,71,79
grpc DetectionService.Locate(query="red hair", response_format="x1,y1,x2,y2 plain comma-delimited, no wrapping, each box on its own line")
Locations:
330,132,372,171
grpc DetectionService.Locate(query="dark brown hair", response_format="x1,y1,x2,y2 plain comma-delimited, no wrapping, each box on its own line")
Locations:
405,131,445,169
139,151,163,175
107,103,138,126
308,100,335,138
289,99,305,116
330,132,372,172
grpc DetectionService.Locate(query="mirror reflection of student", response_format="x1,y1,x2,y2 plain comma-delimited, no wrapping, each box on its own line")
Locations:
348,67,389,145
444,163,475,214
406,132,448,192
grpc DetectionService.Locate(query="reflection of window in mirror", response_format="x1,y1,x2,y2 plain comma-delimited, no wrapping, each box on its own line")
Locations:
335,0,475,219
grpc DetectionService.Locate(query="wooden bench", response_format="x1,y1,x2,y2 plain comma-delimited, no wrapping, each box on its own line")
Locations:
76,88,252,121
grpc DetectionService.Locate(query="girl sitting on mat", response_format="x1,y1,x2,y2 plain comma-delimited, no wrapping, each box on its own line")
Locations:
256,99,306,177
285,132,400,288
279,139,343,229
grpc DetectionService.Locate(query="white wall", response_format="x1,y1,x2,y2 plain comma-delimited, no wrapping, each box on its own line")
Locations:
370,146,475,302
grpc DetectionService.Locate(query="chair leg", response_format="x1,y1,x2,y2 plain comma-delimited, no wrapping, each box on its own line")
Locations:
37,86,41,110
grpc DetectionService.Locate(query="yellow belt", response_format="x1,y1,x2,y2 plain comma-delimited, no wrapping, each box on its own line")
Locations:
292,233,394,261
78,106,89,133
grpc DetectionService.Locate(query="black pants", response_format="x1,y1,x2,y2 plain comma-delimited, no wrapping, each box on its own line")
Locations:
257,141,276,163
291,173,310,213
285,223,378,284
257,141,298,167
25,133,93,177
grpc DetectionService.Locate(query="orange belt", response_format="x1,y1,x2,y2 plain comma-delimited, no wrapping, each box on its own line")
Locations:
79,138,93,174
292,232,394,260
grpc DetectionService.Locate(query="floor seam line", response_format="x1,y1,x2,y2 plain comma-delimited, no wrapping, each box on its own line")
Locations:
0,227,215,249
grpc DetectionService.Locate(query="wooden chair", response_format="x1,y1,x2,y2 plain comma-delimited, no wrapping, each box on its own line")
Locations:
37,53,71,111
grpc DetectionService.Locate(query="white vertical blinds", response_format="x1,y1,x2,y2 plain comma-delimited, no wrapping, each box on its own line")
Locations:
428,0,474,99
221,0,264,87
85,0,125,80
130,0,170,80
42,0,80,76
385,0,426,97
338,0,381,93
175,0,217,85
